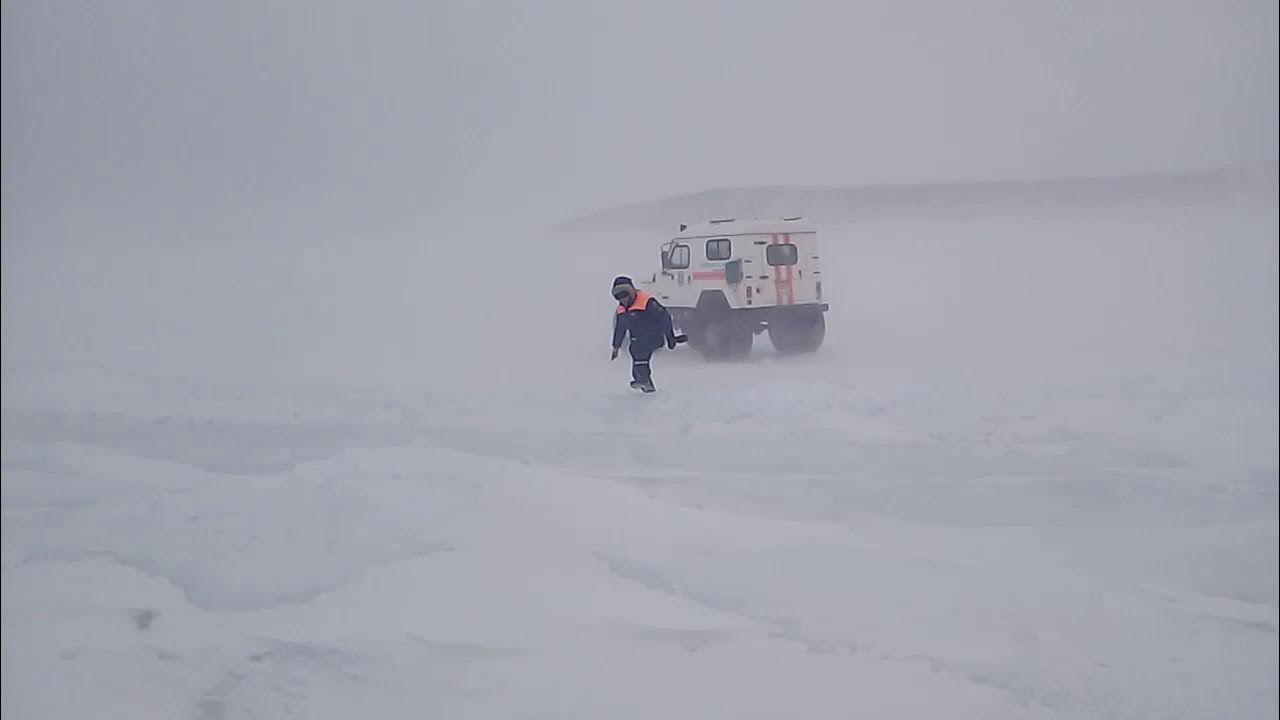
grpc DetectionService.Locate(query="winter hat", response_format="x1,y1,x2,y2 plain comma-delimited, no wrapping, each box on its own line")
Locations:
612,275,636,295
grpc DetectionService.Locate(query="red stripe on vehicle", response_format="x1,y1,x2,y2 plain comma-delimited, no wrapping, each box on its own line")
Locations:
692,270,726,280
771,233,783,304
778,234,788,303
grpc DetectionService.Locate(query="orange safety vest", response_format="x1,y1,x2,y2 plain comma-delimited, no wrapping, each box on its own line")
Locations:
616,290,653,314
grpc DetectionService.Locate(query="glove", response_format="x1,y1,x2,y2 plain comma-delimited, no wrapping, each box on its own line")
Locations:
669,334,687,349
611,347,619,361
667,338,677,349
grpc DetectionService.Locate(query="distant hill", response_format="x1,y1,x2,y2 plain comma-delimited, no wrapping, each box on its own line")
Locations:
557,164,1278,234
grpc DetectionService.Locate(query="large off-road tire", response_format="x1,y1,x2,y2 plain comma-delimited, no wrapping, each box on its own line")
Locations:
768,312,826,354
685,292,753,361
699,316,753,360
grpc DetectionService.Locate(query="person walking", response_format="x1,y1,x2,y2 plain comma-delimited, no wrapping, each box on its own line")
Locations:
610,275,683,392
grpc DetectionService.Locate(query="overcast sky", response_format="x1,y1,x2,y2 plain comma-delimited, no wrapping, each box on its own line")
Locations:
3,0,1277,234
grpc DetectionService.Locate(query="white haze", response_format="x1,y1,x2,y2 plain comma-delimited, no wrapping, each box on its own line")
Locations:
2,1,1278,719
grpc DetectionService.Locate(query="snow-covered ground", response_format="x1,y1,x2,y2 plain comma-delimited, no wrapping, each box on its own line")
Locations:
3,182,1277,718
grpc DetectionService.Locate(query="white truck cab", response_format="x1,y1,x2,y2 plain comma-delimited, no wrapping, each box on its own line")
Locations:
638,216,828,359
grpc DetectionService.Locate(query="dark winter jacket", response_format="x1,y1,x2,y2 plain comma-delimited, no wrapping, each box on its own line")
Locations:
612,290,677,349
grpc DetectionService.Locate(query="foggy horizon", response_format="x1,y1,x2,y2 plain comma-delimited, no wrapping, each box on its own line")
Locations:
4,0,1278,237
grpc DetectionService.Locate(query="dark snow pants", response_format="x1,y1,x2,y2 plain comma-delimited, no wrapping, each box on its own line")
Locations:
629,339,660,385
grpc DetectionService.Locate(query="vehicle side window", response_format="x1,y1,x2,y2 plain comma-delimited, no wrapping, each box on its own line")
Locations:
706,238,731,261
766,243,798,266
668,244,691,269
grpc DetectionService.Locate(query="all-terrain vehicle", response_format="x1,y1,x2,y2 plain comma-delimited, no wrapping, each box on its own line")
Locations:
637,217,829,359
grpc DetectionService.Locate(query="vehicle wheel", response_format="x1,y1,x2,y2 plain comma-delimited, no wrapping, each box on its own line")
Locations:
720,319,754,360
768,313,826,354
687,292,747,361
691,316,752,360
